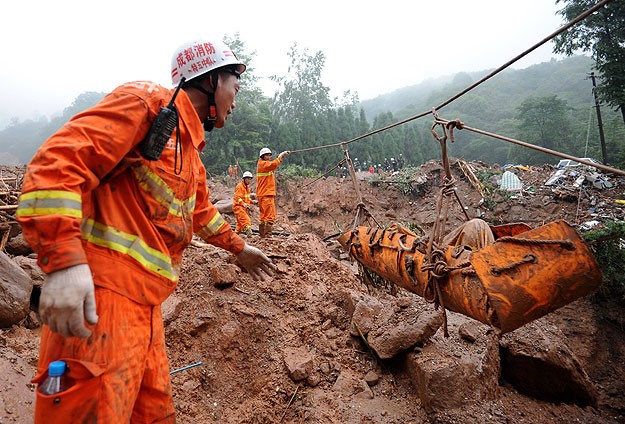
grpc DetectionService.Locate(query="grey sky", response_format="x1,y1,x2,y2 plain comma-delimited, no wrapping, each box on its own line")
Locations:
0,0,566,126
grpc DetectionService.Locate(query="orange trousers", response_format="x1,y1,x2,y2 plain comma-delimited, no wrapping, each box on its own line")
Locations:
233,205,251,233
34,287,175,423
258,195,276,224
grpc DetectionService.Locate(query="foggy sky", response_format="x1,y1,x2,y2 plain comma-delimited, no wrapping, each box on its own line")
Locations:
0,0,566,128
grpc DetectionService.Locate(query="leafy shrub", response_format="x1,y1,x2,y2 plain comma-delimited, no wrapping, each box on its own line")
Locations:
280,164,320,180
582,221,625,300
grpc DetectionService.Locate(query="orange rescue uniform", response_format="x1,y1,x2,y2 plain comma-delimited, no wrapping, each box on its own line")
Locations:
17,80,245,423
256,156,282,224
233,180,252,233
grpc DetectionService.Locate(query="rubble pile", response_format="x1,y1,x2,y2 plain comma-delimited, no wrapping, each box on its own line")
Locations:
0,160,623,423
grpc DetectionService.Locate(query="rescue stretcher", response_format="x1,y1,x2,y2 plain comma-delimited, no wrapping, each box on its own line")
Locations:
338,220,602,334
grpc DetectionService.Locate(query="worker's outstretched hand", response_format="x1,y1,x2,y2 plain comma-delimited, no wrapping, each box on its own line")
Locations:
40,264,99,338
236,244,277,281
278,151,291,159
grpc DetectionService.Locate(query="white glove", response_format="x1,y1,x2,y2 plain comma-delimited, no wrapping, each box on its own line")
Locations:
278,151,290,159
236,244,277,281
40,264,99,338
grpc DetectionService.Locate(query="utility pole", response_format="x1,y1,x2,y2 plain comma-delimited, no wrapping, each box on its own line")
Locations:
587,72,608,165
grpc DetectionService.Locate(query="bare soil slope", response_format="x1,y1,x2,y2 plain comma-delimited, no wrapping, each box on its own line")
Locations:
1,160,624,423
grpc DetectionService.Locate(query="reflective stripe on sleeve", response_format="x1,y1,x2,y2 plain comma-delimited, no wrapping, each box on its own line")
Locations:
197,212,228,239
16,190,82,218
81,218,178,282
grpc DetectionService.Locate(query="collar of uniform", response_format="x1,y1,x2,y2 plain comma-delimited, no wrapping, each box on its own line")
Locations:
176,89,207,151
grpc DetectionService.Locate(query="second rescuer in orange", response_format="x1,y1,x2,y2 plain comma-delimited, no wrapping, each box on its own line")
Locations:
256,147,289,237
233,171,255,235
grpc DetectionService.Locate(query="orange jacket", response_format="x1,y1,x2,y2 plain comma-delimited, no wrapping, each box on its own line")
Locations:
256,157,282,196
17,81,244,305
233,181,252,208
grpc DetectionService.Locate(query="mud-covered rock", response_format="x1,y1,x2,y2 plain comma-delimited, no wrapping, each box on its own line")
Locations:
0,252,32,327
367,307,443,359
500,320,599,407
404,312,500,414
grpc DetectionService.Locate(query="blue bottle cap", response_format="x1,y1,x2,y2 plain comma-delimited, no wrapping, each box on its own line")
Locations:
48,360,67,377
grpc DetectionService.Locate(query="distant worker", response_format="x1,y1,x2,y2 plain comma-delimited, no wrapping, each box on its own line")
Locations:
398,153,405,169
228,164,233,180
17,38,276,423
233,171,255,235
257,147,290,237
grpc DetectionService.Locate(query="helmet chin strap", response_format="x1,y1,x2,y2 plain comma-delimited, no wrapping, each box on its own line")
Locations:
203,91,216,132
189,73,218,132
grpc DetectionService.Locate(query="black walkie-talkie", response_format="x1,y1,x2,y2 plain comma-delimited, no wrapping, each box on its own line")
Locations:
140,77,186,160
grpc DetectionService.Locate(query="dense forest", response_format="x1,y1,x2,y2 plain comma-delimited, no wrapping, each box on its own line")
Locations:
1,49,623,176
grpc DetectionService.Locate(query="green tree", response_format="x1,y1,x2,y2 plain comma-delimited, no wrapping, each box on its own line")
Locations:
510,95,573,164
270,43,332,126
202,34,272,176
553,0,625,124
268,43,336,170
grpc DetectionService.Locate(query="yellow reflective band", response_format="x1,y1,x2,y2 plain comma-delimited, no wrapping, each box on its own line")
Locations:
81,218,177,282
198,212,227,238
132,165,195,217
257,172,273,177
16,190,82,218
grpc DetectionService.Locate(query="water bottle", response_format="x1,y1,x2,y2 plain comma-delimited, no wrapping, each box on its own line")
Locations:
38,360,69,395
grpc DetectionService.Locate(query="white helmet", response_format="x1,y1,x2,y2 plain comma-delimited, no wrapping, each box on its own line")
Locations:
171,39,246,85
259,147,272,158
242,171,253,179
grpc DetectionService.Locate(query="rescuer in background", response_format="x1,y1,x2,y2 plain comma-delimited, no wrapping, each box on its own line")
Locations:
233,171,256,235
256,147,290,237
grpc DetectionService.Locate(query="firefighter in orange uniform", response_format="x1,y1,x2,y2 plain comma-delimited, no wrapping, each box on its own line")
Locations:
256,147,289,237
233,171,255,235
17,39,276,423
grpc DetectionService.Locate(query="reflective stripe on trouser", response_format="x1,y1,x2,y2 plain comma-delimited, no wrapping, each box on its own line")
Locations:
233,205,251,233
258,195,276,223
35,287,175,423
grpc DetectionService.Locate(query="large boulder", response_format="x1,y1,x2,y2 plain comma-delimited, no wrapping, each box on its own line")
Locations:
403,312,501,414
0,252,32,327
367,306,443,360
500,320,599,407
4,233,32,256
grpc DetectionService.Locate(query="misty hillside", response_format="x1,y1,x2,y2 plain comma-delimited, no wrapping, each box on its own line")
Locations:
1,55,623,169
361,55,595,120
359,55,624,166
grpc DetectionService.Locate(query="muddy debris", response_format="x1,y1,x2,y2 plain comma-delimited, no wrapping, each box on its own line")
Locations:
0,161,624,423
